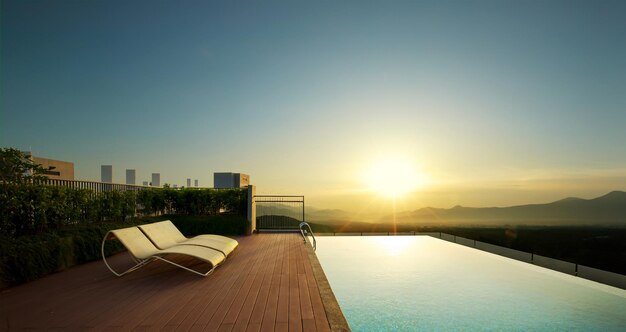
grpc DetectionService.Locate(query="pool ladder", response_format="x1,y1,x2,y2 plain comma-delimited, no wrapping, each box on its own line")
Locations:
299,222,316,251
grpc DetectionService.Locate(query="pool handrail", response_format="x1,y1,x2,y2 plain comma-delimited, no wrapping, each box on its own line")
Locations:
299,222,316,251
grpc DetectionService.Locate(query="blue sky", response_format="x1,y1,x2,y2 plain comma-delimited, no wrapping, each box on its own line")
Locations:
2,0,626,210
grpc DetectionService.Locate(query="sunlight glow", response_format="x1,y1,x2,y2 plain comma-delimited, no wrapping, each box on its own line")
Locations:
364,158,428,198
374,236,415,256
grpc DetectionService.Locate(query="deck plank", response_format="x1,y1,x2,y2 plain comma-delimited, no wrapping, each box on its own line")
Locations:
289,236,303,332
259,234,286,332
0,233,332,331
178,238,264,330
152,242,264,330
160,256,246,330
218,235,273,329
230,235,276,332
299,274,315,320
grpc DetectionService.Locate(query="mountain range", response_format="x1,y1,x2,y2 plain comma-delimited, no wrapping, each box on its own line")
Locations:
305,191,626,226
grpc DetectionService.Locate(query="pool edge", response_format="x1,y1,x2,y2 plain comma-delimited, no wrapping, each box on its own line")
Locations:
304,242,351,332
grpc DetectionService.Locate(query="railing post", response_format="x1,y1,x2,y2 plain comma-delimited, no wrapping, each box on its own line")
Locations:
247,185,256,235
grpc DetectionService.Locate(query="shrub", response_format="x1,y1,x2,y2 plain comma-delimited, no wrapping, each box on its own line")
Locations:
0,185,247,237
168,214,248,236
0,221,137,288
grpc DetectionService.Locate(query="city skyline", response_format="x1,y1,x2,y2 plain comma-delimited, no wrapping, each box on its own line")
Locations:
2,0,626,211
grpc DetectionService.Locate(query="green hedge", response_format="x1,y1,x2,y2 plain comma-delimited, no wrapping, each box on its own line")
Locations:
0,222,131,287
168,214,248,236
0,214,248,288
138,188,247,216
0,184,247,237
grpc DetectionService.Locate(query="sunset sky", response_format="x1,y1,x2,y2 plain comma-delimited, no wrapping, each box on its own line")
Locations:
2,0,625,212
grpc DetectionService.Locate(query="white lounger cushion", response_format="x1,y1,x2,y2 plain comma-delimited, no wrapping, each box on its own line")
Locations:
138,220,238,256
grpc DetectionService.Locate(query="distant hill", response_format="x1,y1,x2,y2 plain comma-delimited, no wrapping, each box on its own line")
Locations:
306,207,355,223
385,191,626,226
302,191,626,226
256,215,301,229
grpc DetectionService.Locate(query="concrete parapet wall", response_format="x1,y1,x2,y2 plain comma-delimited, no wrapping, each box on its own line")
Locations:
578,265,626,289
440,233,456,242
455,236,475,247
418,232,441,238
532,254,576,275
475,240,533,263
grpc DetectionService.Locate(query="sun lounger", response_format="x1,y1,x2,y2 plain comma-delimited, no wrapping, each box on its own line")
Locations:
101,226,225,277
138,220,238,257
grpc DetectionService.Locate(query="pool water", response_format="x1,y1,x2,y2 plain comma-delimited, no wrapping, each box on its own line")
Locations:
315,236,626,331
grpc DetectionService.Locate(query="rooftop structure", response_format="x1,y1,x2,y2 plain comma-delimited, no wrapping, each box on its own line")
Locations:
25,153,75,180
214,172,249,189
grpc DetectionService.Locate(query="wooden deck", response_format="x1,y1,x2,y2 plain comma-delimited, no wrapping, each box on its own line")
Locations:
0,233,342,331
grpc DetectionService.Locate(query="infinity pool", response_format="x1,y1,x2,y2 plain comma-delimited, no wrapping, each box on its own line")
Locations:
315,236,626,331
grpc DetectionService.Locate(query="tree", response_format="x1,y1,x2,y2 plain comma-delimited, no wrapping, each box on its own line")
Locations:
0,148,47,184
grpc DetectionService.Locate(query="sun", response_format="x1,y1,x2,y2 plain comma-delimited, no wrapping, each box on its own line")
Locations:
364,158,427,198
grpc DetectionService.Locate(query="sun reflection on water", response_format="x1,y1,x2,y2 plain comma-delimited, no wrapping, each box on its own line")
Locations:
374,236,415,256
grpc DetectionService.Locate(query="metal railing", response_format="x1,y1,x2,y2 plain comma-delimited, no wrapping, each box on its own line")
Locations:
255,195,304,230
299,222,316,251
40,179,149,193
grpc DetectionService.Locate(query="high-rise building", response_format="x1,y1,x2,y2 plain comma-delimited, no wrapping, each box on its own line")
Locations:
151,173,160,187
101,165,113,183
126,169,136,185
